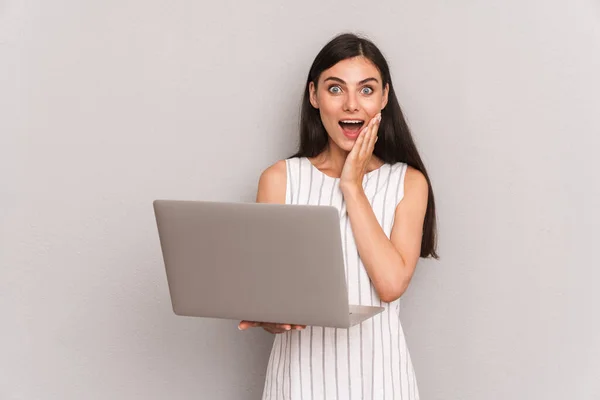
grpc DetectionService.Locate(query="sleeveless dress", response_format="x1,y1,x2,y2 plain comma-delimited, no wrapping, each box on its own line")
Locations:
262,156,419,400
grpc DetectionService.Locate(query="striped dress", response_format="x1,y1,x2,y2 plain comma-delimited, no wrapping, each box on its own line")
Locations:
261,156,419,400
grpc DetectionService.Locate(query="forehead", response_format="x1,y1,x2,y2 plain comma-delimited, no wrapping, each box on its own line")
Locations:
319,56,382,84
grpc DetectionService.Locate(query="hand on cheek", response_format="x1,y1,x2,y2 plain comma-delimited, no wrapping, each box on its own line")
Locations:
340,113,381,191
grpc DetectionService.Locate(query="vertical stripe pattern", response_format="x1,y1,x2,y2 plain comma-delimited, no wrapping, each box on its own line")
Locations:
263,158,419,400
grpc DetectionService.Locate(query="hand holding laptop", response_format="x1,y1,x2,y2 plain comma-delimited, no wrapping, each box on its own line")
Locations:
238,320,306,334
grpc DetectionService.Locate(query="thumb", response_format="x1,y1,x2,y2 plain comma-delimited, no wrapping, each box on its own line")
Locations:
238,321,258,330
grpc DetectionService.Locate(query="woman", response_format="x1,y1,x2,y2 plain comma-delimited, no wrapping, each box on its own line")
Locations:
239,32,438,400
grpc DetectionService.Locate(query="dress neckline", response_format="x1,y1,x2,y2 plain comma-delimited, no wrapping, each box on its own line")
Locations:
303,156,386,180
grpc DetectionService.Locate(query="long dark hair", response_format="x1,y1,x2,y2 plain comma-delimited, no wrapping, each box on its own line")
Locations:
291,33,438,259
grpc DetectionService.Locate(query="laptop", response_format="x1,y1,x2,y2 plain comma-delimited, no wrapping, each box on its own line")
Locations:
152,199,384,329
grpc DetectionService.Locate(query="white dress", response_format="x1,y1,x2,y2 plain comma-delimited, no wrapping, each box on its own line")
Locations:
262,157,419,400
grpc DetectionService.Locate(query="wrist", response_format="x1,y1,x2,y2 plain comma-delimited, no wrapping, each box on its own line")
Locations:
340,182,364,199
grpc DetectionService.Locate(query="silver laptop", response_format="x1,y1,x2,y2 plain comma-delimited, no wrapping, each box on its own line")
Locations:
153,200,384,329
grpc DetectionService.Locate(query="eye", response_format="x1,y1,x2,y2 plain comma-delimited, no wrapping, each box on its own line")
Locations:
361,86,374,95
328,85,342,94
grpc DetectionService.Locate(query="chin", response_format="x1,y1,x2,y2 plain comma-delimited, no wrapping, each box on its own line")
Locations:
329,137,354,153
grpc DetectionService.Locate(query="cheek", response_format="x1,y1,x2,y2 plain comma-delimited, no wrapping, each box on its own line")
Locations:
318,97,340,114
319,102,341,123
361,98,383,114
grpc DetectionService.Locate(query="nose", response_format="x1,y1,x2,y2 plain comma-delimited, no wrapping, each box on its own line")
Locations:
343,92,359,112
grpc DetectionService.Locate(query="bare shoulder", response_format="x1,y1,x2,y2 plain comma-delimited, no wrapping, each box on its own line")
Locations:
259,159,287,185
256,159,287,204
391,166,429,241
396,165,428,215
404,166,429,199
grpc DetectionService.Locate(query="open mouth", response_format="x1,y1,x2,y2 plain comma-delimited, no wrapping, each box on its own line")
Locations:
338,120,365,135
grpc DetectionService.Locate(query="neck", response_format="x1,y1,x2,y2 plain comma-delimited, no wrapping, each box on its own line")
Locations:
319,142,348,175
312,139,383,177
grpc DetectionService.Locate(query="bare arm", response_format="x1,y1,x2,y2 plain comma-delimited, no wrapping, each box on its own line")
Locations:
341,167,428,302
338,114,428,303
255,160,287,204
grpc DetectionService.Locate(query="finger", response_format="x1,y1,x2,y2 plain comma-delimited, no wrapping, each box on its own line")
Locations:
263,324,287,334
359,117,378,158
367,117,380,151
358,125,372,158
275,324,292,331
351,123,369,156
358,120,371,138
238,320,258,330
368,114,381,149
292,325,306,330
351,126,369,153
263,323,290,331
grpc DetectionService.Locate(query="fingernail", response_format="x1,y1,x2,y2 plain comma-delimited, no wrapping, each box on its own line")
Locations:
376,113,382,122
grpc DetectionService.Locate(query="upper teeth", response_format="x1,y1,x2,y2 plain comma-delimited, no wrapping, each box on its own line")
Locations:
341,121,362,124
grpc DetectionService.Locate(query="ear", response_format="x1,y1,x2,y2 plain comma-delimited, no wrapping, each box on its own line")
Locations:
309,81,319,109
381,83,389,110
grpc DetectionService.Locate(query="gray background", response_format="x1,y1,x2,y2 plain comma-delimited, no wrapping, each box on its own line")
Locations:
1,0,599,399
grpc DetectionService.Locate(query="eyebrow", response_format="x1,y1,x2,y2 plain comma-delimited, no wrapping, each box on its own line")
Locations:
323,76,379,85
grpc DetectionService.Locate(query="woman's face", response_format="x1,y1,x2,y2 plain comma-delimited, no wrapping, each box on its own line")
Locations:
309,56,389,153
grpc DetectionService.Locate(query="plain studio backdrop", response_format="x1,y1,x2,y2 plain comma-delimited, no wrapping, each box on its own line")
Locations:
1,0,599,399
